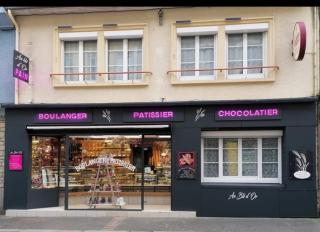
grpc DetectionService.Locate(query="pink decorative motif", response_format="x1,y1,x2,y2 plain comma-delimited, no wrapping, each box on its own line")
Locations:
9,152,23,171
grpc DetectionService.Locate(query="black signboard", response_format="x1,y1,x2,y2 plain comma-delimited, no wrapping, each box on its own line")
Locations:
289,150,312,180
123,108,184,122
177,152,196,179
13,50,29,83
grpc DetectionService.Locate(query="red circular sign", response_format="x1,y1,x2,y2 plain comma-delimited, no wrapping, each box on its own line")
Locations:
292,22,306,61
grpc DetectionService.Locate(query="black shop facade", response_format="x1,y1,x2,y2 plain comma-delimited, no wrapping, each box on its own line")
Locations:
3,98,318,217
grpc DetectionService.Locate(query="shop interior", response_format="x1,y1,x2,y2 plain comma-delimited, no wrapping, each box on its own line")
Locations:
31,135,171,210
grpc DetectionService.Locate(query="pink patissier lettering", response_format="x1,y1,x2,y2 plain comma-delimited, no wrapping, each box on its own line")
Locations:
218,108,279,118
132,111,174,119
38,113,88,121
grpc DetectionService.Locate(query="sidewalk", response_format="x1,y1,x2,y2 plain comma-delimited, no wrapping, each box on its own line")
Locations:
0,216,319,232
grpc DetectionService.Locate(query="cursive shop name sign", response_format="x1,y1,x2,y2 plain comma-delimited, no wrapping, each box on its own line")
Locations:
215,108,281,121
227,192,258,201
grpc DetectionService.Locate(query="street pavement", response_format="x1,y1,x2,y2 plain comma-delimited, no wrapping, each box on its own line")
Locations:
0,216,319,232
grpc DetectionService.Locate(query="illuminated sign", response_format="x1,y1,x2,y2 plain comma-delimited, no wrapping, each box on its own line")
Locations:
123,109,184,122
215,108,281,120
8,151,23,171
34,111,92,123
13,50,29,83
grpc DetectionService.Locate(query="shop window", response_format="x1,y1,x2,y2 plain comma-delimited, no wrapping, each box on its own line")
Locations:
105,30,143,81
226,23,268,79
176,26,217,80
59,32,98,83
201,131,282,183
31,136,61,189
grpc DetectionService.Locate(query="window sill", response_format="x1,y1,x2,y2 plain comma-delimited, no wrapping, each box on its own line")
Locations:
201,182,284,189
170,76,275,85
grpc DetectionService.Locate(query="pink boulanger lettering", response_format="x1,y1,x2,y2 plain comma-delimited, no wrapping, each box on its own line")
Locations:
217,108,279,119
132,111,174,119
37,113,88,121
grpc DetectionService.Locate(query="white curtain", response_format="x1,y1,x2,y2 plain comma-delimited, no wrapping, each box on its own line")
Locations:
83,40,97,81
64,41,79,81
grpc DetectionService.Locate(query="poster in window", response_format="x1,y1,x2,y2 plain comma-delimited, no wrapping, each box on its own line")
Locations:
177,152,195,179
8,151,23,171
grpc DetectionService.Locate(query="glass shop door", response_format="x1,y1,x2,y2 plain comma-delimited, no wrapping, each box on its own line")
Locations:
30,136,65,208
66,135,143,210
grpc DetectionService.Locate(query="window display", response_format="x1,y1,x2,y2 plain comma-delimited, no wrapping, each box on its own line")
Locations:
31,137,60,189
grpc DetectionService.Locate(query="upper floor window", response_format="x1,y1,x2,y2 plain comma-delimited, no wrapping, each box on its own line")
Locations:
105,30,143,81
226,23,268,79
60,32,98,83
177,26,217,80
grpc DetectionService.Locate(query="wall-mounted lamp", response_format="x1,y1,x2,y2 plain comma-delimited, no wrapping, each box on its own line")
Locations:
158,9,164,26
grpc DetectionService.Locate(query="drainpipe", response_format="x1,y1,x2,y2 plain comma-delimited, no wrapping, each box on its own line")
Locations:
7,9,19,104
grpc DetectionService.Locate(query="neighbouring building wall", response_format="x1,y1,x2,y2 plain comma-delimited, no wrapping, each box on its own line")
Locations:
0,110,4,211
14,7,317,104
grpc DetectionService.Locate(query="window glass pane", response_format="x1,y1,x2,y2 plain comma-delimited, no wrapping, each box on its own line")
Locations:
223,149,238,162
228,47,243,60
262,149,278,162
199,35,214,48
181,50,195,63
181,63,195,76
64,67,79,81
242,139,257,148
109,39,123,50
199,48,214,62
248,46,262,60
128,38,142,50
223,163,238,176
128,51,142,66
204,149,218,162
204,163,218,177
65,41,79,52
199,62,214,76
128,66,142,80
247,33,263,45
32,137,60,189
242,149,257,162
223,139,238,149
228,61,243,75
262,163,278,178
83,40,97,51
108,66,123,80
228,34,243,46
109,52,123,66
262,138,278,148
247,60,263,74
242,163,257,176
181,36,195,48
64,53,79,67
204,138,218,148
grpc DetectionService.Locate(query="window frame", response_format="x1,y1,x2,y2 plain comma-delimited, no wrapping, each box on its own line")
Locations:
201,130,282,184
104,30,144,82
176,26,218,81
225,23,268,80
59,32,98,83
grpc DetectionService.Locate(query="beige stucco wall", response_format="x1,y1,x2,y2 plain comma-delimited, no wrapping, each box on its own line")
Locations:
15,7,317,104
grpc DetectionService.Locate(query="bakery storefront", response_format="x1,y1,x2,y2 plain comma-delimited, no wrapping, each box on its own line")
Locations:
3,98,318,217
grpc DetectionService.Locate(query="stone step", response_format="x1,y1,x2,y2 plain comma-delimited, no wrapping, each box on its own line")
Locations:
5,209,196,218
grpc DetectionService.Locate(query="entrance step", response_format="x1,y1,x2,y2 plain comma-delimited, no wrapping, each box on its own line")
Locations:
5,208,196,218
